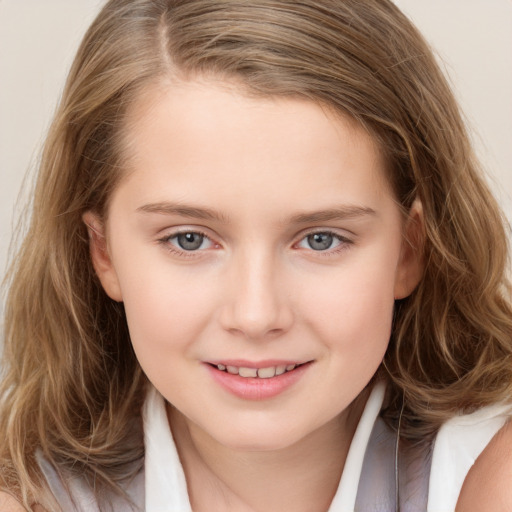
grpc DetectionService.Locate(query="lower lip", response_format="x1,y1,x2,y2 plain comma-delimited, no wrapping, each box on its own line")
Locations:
205,362,312,400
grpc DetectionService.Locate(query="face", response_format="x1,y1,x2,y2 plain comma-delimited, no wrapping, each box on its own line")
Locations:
86,79,422,452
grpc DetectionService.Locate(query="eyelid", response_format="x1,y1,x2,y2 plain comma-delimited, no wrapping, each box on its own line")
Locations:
294,226,354,243
157,224,218,240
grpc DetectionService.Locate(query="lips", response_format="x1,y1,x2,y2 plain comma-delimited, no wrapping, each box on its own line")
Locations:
205,360,312,400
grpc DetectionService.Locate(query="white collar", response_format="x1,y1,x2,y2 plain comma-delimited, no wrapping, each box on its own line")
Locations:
142,381,386,512
143,387,192,511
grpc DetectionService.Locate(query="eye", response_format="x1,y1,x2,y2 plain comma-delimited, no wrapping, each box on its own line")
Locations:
166,231,214,251
296,231,349,251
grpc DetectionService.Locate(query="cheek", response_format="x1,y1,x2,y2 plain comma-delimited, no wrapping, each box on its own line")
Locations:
121,277,216,395
299,249,398,355
112,251,217,370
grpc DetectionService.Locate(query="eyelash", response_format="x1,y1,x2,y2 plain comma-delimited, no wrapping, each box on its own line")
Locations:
157,229,354,258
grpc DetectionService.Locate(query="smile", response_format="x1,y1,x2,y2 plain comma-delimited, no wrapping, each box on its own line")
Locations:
215,363,300,379
206,361,313,400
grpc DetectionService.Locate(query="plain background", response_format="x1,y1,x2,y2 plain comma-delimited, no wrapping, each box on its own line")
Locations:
1,0,511,318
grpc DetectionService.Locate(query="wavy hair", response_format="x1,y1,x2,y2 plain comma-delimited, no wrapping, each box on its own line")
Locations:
1,0,511,508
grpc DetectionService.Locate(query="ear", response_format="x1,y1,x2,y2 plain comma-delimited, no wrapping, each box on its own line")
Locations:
394,198,425,300
82,211,123,302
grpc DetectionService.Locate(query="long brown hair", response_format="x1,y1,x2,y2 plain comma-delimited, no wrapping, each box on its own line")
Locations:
1,0,511,507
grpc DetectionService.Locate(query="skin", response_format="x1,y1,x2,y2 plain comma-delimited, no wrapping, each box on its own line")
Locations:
84,78,424,512
456,420,512,511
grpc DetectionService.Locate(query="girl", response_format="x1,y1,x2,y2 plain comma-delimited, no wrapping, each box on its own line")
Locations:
1,0,511,510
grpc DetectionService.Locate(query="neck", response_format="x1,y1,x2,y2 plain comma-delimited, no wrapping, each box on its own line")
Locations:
167,390,369,512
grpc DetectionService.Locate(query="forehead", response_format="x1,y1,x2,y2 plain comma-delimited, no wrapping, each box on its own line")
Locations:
114,78,393,218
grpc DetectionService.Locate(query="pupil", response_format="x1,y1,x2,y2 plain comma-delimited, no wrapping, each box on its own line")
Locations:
308,233,333,251
177,232,203,250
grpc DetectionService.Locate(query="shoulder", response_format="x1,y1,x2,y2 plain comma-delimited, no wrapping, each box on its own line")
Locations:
456,418,512,511
0,492,24,511
0,492,47,512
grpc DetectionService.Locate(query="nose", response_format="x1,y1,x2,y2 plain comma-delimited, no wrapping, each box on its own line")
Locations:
219,249,294,340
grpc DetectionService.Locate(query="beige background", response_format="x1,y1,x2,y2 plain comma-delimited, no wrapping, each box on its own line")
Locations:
1,1,511,316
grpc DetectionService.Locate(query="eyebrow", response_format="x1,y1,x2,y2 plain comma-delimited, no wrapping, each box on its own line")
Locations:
136,202,229,223
289,206,377,224
136,202,376,224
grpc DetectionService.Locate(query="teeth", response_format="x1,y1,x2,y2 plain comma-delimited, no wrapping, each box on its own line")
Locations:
257,367,276,379
275,365,287,375
216,363,301,378
239,367,258,378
